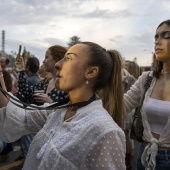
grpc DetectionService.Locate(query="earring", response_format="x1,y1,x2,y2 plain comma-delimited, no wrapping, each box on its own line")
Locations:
86,80,89,85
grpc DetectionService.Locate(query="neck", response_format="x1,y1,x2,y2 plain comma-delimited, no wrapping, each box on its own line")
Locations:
68,89,94,104
162,64,170,74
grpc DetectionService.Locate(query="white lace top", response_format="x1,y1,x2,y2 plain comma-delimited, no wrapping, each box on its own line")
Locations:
0,98,126,170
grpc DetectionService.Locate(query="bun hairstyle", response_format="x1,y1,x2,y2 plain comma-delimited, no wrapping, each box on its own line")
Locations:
79,42,124,128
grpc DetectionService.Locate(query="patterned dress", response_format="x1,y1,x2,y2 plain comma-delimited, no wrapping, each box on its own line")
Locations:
17,70,68,103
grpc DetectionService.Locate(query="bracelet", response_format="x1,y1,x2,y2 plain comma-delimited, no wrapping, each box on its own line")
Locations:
0,74,3,78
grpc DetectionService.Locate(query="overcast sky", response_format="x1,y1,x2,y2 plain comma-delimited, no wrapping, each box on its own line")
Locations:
0,0,169,66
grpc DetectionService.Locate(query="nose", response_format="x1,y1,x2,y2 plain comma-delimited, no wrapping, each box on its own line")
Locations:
43,59,45,64
55,58,63,70
155,37,162,45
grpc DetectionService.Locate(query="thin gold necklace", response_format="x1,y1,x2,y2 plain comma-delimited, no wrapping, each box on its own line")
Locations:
161,69,170,74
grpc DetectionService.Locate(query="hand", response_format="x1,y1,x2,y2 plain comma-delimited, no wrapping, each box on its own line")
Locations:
15,56,25,71
33,93,53,104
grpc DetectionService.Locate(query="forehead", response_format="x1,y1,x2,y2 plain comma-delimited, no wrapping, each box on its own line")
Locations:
124,61,130,65
0,57,6,62
156,24,170,34
67,44,88,56
46,49,52,55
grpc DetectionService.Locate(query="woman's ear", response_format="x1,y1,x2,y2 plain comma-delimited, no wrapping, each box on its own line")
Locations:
85,66,99,79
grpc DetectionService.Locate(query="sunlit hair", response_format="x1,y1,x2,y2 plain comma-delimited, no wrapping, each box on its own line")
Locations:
48,45,67,62
125,60,140,79
78,42,124,128
153,20,170,78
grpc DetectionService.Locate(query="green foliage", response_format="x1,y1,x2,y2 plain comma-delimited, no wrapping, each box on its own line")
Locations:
68,36,81,47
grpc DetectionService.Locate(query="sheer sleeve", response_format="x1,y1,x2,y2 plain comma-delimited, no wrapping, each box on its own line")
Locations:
82,129,126,170
124,71,149,114
0,94,53,143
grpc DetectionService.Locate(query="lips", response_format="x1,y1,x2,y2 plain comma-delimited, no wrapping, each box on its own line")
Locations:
56,73,62,78
155,48,163,53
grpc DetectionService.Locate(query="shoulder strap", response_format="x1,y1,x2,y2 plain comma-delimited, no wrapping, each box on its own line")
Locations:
0,85,96,110
134,72,153,117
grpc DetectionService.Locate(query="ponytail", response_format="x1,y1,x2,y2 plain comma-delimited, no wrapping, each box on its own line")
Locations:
101,50,124,128
78,42,124,128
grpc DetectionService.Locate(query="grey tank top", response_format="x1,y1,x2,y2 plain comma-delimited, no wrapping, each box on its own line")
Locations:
145,98,170,135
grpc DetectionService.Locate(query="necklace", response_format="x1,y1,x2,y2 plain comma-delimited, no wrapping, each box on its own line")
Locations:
161,69,170,74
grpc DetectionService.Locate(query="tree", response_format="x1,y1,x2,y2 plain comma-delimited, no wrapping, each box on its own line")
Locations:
68,36,81,47
0,49,36,68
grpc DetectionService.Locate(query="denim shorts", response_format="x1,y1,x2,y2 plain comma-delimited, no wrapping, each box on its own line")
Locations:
137,144,170,170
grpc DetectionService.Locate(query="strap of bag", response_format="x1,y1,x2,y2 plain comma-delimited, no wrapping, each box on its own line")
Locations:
134,72,153,118
0,85,96,110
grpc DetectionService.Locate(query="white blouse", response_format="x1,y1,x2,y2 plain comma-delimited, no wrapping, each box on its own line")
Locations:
0,98,126,170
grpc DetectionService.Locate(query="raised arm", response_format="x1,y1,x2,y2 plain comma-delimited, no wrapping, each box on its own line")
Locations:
15,56,36,101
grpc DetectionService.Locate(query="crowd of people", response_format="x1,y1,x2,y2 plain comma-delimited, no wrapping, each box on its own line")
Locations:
0,19,170,170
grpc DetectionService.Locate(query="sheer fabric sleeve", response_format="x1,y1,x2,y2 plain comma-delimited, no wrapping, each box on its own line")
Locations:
82,129,126,170
0,95,53,143
124,71,149,115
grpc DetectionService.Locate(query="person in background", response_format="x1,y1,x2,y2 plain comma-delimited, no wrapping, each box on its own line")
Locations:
0,56,10,71
122,67,136,170
0,42,126,169
124,19,170,170
14,45,68,161
123,60,140,79
16,45,68,105
0,69,13,162
15,56,41,161
37,63,52,80
122,60,141,170
16,56,41,103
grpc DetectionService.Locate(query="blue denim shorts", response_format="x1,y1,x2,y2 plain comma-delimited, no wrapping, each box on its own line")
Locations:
137,144,170,170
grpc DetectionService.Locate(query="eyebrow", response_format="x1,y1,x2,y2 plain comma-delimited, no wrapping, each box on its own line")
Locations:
66,52,78,57
155,31,170,36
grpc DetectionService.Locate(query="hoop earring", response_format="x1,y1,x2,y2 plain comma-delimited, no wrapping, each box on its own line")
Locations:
86,80,89,85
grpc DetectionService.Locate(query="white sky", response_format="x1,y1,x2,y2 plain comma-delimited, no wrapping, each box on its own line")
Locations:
0,0,170,66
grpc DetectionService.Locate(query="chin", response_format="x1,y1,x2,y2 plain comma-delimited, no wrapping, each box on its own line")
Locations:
55,82,60,90
155,54,167,61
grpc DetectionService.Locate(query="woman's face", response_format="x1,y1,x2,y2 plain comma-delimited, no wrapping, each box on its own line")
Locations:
55,44,89,92
123,61,130,73
155,23,170,62
43,49,57,73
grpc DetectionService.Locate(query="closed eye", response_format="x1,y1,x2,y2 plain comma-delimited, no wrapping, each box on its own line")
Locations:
66,56,72,61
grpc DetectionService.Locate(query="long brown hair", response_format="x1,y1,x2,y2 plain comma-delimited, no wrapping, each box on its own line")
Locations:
125,60,140,79
3,70,12,92
79,42,124,128
153,20,170,78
